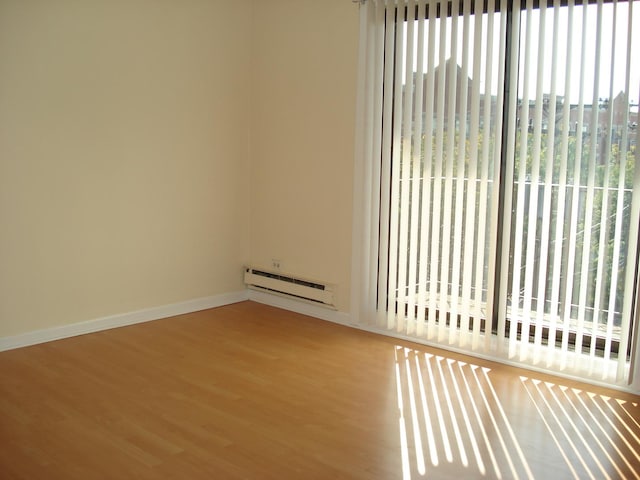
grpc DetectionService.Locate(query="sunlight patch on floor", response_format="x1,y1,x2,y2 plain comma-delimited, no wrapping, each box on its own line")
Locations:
394,344,640,479
394,346,533,479
521,377,640,480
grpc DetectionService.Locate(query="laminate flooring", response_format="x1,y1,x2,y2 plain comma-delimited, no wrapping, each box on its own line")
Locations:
1,301,639,479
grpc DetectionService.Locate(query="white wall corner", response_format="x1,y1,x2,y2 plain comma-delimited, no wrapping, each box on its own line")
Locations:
0,290,249,352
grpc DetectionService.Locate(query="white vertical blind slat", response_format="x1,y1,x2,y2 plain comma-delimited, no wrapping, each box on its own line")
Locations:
616,0,637,381
472,0,495,350
368,2,386,323
495,0,516,354
461,0,483,348
377,3,396,326
387,4,405,330
510,0,534,358
397,0,415,333
591,0,618,364
604,2,629,363
354,0,386,325
411,1,427,337
417,1,436,339
442,0,459,344
450,0,472,345
575,0,604,357
521,0,547,360
534,0,559,359
561,3,589,360
548,0,575,359
353,3,371,323
424,2,439,340
431,1,447,342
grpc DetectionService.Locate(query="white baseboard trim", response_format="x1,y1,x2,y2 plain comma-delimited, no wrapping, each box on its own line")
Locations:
0,290,249,352
248,290,353,326
247,290,640,395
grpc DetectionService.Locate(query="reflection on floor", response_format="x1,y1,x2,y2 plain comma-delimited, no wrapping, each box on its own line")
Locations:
394,346,640,479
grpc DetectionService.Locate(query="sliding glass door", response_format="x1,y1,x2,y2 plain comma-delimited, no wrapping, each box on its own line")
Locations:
357,0,640,386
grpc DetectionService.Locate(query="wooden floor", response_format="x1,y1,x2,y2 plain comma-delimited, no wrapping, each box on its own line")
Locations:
1,301,639,479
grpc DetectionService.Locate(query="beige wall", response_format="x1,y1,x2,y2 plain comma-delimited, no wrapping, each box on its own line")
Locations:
250,0,359,312
0,0,251,336
0,0,359,339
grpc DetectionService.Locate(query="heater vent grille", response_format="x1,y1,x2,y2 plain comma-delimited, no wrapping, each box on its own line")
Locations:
244,267,334,306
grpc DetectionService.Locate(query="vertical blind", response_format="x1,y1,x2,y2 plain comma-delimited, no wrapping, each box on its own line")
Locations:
353,0,640,387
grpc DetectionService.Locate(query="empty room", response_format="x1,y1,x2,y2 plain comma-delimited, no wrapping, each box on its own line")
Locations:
1,0,639,478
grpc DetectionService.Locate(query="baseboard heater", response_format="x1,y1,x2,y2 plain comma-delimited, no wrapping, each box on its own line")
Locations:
244,267,335,307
